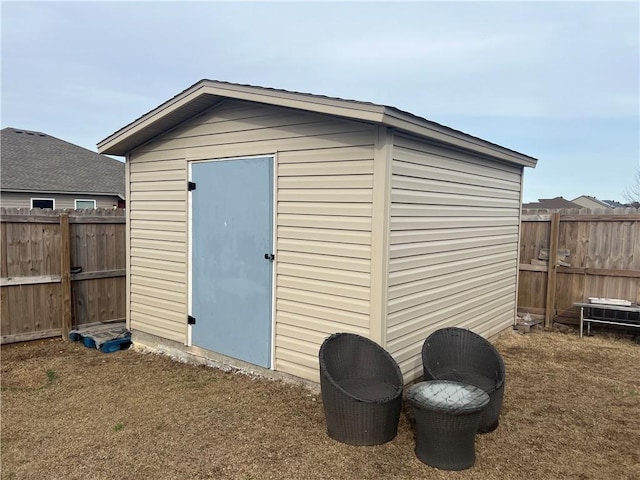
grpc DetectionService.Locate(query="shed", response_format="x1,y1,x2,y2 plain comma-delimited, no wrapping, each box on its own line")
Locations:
98,80,537,383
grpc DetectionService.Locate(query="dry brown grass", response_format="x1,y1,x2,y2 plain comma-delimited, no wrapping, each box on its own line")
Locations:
2,329,639,480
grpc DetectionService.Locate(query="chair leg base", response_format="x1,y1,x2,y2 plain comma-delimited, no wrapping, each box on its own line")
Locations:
327,429,397,446
478,420,499,434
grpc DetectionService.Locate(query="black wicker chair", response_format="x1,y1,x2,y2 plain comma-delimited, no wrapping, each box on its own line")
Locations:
319,333,404,445
421,327,505,433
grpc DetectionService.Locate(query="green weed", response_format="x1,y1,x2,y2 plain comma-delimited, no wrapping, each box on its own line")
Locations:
45,369,57,383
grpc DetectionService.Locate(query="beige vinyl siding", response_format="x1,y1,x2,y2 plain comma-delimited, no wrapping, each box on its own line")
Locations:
276,128,376,382
127,153,187,342
0,192,121,209
387,134,523,380
128,99,376,381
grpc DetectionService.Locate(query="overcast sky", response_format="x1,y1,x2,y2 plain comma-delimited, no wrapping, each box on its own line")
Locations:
2,1,638,203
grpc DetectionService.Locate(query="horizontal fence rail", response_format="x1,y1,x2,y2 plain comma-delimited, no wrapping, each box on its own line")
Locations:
1,208,126,344
518,207,640,328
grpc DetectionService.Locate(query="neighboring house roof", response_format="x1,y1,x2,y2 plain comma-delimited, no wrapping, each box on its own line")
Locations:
602,199,627,208
98,79,538,168
1,128,125,199
522,197,582,209
571,195,612,209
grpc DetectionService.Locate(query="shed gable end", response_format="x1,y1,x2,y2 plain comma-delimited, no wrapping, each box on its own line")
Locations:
127,99,379,380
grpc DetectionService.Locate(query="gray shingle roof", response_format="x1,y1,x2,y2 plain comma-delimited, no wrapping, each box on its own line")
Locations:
1,127,124,198
522,197,582,209
602,199,627,208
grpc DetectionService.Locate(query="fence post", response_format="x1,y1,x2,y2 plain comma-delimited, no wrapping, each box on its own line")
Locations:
60,213,72,340
544,212,561,328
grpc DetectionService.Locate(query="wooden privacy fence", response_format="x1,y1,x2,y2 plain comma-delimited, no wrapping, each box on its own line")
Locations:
3,206,638,342
1,208,126,344
518,208,640,327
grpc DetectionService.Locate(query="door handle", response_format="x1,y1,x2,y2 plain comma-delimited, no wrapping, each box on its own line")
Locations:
264,253,275,261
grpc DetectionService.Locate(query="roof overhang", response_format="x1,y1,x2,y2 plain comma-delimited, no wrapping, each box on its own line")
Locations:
98,79,537,168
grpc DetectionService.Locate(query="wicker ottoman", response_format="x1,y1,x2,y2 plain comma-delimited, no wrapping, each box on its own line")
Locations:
407,380,489,470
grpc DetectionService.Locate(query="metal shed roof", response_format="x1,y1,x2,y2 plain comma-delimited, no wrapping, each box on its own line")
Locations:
97,80,537,168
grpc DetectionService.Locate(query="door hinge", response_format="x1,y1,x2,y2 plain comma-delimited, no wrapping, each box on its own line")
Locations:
188,181,196,191
187,315,196,325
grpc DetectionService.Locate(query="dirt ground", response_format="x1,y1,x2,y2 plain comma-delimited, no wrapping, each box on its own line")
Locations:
2,328,639,480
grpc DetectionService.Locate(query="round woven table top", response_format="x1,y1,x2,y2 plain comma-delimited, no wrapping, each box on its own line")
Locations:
407,380,489,414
